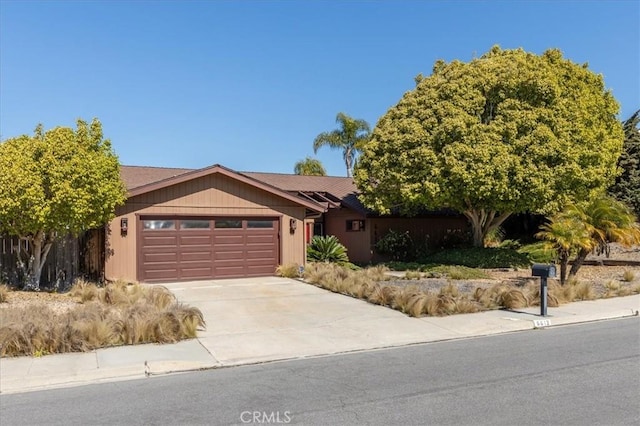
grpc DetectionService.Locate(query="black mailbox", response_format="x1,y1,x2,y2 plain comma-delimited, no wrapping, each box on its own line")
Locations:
531,264,556,278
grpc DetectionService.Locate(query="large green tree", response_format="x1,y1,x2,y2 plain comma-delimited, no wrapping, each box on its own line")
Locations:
294,156,327,176
609,110,640,216
355,47,624,246
313,112,371,177
0,119,127,289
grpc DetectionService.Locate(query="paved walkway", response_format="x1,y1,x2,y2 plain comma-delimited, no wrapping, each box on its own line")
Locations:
1,277,638,394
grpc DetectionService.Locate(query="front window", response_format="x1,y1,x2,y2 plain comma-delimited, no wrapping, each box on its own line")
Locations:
346,220,365,232
143,220,175,230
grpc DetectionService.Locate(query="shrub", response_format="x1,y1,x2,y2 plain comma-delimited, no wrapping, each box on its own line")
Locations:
276,263,301,278
69,279,99,303
622,270,636,282
404,270,422,280
375,229,414,261
307,235,350,265
0,284,10,303
386,261,426,272
362,265,390,282
423,248,531,269
484,227,505,247
498,239,521,250
572,281,595,300
518,242,556,263
426,265,491,280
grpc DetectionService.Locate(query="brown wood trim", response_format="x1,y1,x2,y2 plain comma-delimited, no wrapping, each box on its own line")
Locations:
127,164,326,213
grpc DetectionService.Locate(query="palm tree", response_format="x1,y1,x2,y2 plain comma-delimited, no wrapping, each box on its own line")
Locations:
313,112,371,177
566,196,640,278
537,196,640,284
536,215,593,285
294,157,326,176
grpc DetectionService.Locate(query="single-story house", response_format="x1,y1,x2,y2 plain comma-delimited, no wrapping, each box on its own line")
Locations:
105,164,468,283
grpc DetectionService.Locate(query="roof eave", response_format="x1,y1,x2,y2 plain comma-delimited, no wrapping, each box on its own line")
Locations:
126,164,327,213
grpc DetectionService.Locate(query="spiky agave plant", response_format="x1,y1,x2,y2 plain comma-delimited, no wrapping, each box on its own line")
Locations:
307,235,350,265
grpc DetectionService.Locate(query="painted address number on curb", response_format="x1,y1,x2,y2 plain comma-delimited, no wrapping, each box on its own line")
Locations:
533,319,552,328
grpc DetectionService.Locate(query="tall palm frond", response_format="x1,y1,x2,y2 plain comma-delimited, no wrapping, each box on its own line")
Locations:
313,112,371,177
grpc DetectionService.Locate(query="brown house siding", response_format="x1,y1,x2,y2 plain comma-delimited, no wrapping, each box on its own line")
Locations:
369,215,469,261
105,173,309,282
323,208,370,263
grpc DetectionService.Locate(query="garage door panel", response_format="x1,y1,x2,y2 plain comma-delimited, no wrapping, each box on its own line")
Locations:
246,233,276,242
140,217,279,282
143,252,178,263
180,267,213,278
214,265,246,277
180,251,212,262
141,235,178,246
144,268,179,281
245,250,277,260
214,236,244,246
179,235,212,246
214,250,244,260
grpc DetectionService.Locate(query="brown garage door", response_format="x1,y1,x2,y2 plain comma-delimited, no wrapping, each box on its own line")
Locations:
139,217,279,282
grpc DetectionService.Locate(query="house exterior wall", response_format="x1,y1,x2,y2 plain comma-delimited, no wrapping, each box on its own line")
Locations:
369,215,469,261
105,173,308,282
323,208,370,263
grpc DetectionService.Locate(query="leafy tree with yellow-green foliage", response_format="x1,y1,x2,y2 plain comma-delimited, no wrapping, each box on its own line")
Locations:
0,119,126,290
355,46,624,247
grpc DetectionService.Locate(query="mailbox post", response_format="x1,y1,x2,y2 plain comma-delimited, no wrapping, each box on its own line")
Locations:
531,264,556,317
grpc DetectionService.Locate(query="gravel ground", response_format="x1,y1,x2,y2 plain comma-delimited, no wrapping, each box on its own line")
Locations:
0,290,80,314
385,265,640,297
385,243,640,298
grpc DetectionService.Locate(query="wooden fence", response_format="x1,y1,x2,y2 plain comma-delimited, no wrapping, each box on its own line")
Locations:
0,229,104,289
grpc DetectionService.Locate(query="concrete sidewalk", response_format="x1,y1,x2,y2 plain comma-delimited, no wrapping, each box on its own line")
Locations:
1,278,638,395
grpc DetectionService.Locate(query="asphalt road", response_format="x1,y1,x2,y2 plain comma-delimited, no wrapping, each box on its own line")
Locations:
1,318,639,426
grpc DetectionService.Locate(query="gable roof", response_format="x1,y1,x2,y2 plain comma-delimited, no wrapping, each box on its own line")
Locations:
120,165,193,190
120,165,367,214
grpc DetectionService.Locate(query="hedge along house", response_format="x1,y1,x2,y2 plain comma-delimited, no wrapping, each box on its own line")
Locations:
106,165,469,284
108,165,326,283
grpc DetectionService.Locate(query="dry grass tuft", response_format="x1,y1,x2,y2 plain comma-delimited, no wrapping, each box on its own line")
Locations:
0,281,205,357
436,294,458,315
572,281,595,301
439,282,459,298
404,270,422,280
276,263,301,278
500,288,529,309
406,292,428,317
455,297,481,314
363,265,390,282
0,284,10,303
391,285,421,313
622,270,636,282
423,293,440,316
367,285,396,306
69,279,99,303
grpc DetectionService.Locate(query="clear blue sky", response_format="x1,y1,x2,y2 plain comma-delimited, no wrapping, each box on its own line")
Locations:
1,1,638,177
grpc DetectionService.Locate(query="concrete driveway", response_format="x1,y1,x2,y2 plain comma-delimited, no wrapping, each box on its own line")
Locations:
162,277,640,368
162,277,437,366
